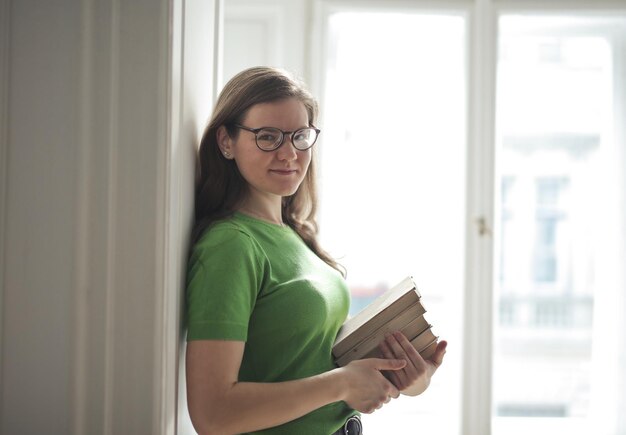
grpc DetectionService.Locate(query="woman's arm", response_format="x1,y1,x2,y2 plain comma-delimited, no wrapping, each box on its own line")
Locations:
186,340,407,435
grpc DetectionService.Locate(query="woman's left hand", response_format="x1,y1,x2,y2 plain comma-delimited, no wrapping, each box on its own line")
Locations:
378,331,447,397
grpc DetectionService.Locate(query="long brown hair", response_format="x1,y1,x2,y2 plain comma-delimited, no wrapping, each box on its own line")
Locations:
192,67,345,277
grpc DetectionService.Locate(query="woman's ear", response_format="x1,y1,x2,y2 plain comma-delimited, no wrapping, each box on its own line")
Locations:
216,125,234,159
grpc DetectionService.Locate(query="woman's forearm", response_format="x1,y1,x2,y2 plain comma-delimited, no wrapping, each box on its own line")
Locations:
194,368,346,435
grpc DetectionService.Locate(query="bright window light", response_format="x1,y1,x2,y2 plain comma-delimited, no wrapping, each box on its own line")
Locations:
493,15,626,435
318,11,467,435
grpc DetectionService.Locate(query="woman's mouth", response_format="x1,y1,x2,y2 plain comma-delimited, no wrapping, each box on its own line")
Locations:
270,169,297,175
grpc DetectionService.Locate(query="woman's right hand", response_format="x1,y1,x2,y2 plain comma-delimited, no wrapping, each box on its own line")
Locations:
337,358,407,413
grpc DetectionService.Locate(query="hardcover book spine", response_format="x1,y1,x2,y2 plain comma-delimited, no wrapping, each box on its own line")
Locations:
409,327,438,356
418,339,439,360
333,290,420,357
401,314,430,341
336,326,438,366
334,301,427,364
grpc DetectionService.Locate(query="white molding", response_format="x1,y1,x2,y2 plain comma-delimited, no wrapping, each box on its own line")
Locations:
73,0,93,432
104,0,119,432
73,0,175,433
158,0,183,432
615,30,626,433
314,0,471,11
614,28,626,433
169,1,218,434
308,0,328,110
214,0,224,100
72,0,120,433
0,0,10,427
495,0,626,13
462,1,497,434
109,0,170,431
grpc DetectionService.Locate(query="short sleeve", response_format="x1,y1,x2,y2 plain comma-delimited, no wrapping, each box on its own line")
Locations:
185,226,264,341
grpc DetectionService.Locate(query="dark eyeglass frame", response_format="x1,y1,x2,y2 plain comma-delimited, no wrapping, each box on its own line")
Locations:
232,123,321,152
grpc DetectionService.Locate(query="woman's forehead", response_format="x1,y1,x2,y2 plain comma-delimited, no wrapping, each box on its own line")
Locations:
243,98,309,127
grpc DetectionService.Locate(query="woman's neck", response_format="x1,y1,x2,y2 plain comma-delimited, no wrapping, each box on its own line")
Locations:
237,196,284,226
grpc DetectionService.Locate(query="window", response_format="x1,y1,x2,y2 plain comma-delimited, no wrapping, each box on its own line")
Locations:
532,177,568,284
317,10,466,435
493,15,626,435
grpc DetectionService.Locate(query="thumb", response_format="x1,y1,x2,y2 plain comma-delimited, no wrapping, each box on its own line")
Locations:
373,358,407,371
430,340,448,367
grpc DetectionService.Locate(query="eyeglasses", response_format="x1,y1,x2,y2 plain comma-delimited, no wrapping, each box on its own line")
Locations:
232,124,321,151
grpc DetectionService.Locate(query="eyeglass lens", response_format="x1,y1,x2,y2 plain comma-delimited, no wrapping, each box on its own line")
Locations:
256,127,317,150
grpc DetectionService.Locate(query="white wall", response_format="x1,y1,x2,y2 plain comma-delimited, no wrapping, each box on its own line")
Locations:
0,0,217,433
1,1,81,433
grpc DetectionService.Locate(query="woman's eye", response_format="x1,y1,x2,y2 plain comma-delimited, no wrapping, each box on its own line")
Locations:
258,133,277,141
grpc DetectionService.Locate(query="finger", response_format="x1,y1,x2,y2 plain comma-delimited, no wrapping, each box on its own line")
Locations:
429,340,448,367
389,386,401,399
379,340,405,387
393,331,430,383
371,357,406,371
387,381,400,399
393,331,425,367
384,334,411,387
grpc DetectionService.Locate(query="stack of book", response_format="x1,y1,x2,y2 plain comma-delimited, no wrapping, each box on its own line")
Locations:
333,276,438,367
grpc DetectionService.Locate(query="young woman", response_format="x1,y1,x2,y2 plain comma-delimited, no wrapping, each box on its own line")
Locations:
185,66,447,435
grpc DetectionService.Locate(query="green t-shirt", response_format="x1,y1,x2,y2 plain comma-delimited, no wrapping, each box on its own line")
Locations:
185,212,357,435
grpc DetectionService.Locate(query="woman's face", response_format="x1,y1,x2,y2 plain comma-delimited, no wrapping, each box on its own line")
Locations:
224,98,312,202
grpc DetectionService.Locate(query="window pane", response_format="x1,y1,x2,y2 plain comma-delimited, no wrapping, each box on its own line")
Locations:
318,11,466,435
493,15,626,435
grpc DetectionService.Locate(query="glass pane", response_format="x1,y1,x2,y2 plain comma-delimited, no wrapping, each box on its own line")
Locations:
493,15,626,435
318,11,466,435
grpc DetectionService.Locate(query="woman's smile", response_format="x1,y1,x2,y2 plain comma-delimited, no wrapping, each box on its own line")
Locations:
269,168,298,175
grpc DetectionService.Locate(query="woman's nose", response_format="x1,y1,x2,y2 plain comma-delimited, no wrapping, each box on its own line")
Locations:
276,136,298,161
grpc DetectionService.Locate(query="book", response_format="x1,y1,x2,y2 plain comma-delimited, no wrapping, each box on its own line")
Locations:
335,300,428,366
333,276,438,366
356,326,438,362
333,276,420,357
